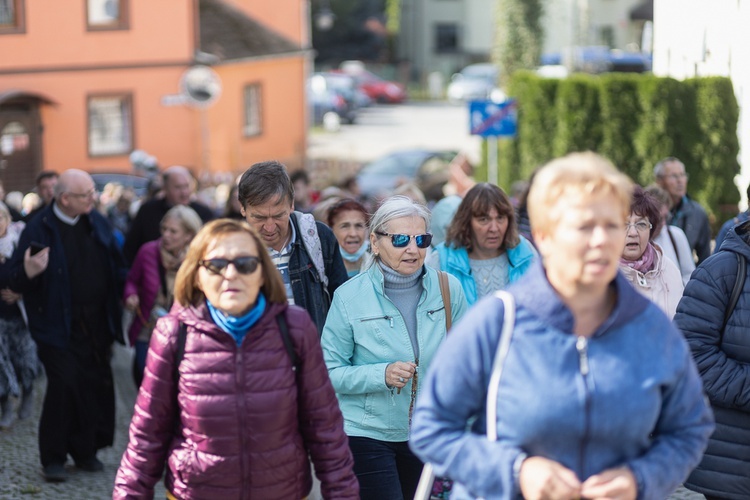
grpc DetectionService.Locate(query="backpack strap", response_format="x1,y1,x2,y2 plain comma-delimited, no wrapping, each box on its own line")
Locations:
721,252,746,341
174,321,188,383
437,270,452,332
294,212,329,289
276,312,300,373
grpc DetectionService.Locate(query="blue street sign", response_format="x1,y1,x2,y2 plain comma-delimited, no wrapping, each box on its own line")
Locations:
469,99,517,138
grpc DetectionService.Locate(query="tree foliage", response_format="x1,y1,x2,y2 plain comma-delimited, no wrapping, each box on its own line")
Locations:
494,0,544,87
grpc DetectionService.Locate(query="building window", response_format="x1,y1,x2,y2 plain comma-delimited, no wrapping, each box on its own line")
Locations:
88,94,133,156
435,24,459,54
87,0,128,30
0,0,25,34
243,84,262,137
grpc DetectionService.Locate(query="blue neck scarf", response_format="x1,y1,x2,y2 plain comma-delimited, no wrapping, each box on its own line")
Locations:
207,293,267,346
340,241,369,262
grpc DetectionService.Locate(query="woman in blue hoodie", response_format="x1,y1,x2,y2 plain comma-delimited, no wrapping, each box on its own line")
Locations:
410,152,714,500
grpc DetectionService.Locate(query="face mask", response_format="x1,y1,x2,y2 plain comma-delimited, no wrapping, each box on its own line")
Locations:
340,241,369,262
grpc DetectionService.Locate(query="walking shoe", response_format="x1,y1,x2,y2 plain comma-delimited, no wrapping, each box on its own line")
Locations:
43,464,68,482
76,456,104,472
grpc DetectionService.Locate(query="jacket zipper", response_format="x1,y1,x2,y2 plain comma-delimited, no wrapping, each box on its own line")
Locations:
426,306,445,317
576,335,591,476
359,315,394,327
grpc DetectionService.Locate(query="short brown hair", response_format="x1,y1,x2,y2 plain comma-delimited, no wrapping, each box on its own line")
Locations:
445,183,519,251
238,161,294,209
174,219,287,307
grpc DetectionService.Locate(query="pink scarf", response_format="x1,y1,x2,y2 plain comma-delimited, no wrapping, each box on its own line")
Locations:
620,242,657,274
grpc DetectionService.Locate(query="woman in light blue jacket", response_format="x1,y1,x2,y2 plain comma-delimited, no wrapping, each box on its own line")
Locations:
322,196,467,500
411,153,714,500
427,183,536,305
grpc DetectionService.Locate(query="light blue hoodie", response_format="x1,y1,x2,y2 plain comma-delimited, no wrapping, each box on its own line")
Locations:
322,263,468,442
410,263,714,499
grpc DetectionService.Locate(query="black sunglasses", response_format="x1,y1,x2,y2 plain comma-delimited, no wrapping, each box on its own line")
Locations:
199,256,261,275
375,231,433,249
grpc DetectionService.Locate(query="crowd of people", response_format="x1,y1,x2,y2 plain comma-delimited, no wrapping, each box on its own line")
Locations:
0,150,747,499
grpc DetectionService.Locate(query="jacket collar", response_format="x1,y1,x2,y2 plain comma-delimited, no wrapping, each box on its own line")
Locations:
175,300,288,335
509,261,650,336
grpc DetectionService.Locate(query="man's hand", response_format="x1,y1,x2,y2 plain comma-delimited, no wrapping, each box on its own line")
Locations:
519,456,582,500
0,288,21,304
24,246,49,279
580,466,637,500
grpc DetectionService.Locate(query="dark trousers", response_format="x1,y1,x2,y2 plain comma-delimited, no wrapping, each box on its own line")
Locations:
35,319,114,467
348,436,423,500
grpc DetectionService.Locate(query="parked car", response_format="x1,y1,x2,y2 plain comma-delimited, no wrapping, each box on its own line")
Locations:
356,149,459,202
337,61,407,104
315,71,368,123
308,74,349,130
447,63,500,103
91,172,149,198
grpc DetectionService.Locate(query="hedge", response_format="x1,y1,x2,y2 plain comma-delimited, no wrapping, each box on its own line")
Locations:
480,72,740,228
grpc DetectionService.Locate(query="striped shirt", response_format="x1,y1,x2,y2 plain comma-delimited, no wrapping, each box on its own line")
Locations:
268,221,296,305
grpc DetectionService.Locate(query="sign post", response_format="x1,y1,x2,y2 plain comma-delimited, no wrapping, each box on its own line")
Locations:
469,99,517,186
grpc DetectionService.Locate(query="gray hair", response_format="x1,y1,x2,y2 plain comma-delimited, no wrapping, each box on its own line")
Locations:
364,195,431,270
161,205,203,236
0,201,9,220
654,157,683,179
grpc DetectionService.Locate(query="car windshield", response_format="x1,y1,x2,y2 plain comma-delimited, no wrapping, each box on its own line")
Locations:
461,65,497,81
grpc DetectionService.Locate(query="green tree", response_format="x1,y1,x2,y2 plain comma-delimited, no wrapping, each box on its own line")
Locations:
494,0,544,87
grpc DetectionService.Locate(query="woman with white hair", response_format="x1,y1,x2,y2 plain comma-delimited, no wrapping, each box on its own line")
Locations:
322,195,468,500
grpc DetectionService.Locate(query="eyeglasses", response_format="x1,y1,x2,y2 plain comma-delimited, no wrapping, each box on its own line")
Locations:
375,231,432,248
199,256,261,275
661,173,688,181
625,221,652,233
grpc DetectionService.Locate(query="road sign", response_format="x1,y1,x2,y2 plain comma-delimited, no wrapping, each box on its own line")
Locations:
469,99,517,138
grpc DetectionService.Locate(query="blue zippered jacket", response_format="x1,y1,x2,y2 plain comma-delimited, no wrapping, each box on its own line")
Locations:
410,262,714,500
676,222,750,499
321,264,467,442
431,236,536,305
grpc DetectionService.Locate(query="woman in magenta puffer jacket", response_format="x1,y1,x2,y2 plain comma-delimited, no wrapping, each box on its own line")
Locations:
114,219,358,500
124,205,203,386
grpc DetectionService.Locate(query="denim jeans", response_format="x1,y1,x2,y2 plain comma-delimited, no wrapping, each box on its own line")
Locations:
348,436,423,500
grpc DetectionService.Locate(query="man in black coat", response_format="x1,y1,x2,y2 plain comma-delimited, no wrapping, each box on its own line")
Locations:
123,166,214,263
8,169,127,482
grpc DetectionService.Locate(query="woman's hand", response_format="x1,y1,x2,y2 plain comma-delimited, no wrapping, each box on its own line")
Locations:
125,295,140,311
580,466,637,500
23,246,49,279
519,456,582,500
385,361,417,390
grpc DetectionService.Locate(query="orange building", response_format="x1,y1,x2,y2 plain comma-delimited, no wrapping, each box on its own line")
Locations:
0,0,310,192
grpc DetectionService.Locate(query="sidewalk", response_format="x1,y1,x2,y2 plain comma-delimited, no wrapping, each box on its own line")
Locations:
0,344,166,499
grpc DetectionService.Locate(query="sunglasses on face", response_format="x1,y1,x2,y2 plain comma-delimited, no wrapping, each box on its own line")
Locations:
375,231,433,248
199,256,261,275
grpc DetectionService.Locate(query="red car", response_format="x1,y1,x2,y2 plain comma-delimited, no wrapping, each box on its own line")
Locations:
335,62,407,104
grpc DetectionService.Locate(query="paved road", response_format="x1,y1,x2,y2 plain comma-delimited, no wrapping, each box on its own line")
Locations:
308,101,482,165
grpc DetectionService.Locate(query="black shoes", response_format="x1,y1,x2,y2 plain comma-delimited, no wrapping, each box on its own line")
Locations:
76,456,104,472
43,463,68,482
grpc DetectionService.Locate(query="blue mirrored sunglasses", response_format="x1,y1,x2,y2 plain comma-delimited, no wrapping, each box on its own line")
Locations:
375,231,433,248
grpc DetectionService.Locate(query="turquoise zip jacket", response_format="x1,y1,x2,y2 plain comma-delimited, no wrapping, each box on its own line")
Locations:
321,264,468,442
430,236,536,305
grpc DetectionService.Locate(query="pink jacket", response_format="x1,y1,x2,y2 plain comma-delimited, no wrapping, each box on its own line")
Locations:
619,243,684,319
123,239,162,345
113,301,359,499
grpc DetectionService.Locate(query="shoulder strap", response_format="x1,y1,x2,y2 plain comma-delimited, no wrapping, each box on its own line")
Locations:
276,312,300,373
294,212,329,289
437,271,452,331
721,252,746,339
173,321,188,383
666,226,681,265
486,290,516,442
